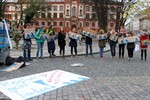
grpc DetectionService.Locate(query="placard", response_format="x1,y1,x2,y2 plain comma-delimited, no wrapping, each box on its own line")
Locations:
118,37,126,44
124,36,139,43
109,34,118,42
97,34,107,40
68,32,82,40
82,28,97,39
0,70,89,100
24,28,35,39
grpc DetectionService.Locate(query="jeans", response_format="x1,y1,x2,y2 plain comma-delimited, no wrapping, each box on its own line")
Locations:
141,49,147,60
99,47,104,56
110,43,116,57
36,42,44,58
86,43,92,56
127,48,134,58
71,46,77,55
23,41,31,62
119,44,125,58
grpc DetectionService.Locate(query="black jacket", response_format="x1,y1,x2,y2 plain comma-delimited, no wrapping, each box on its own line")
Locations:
58,32,66,47
85,36,92,44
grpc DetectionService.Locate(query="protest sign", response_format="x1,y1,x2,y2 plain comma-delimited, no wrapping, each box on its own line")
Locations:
24,28,35,39
124,36,139,43
109,34,118,42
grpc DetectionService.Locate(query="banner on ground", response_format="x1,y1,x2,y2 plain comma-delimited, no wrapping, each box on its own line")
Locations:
24,28,35,39
0,70,89,100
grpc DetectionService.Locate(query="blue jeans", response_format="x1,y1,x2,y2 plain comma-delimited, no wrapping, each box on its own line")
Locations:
110,43,116,57
99,47,104,56
36,42,44,58
86,43,92,56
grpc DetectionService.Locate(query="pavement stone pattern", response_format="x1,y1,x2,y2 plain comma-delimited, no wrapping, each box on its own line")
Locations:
0,41,150,100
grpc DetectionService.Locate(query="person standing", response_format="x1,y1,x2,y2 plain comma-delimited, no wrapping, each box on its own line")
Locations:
35,26,45,59
58,27,66,58
69,28,78,57
22,23,33,62
108,29,117,58
126,32,135,60
119,26,126,58
98,29,106,58
139,31,149,60
85,35,93,57
46,25,56,57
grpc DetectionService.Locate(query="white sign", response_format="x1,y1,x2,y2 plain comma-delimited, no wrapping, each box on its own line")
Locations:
0,70,89,100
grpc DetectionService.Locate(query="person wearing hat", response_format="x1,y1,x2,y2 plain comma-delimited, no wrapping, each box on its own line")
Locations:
35,26,45,59
126,31,135,60
139,30,149,60
46,25,56,58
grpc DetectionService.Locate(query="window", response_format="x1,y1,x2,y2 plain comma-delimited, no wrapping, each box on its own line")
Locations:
92,22,95,27
59,6,64,11
72,7,76,16
59,13,63,18
66,9,69,15
48,13,51,18
60,22,63,26
79,22,82,27
48,22,51,26
54,13,57,18
41,13,45,18
85,6,90,12
42,21,45,25
79,9,82,15
53,6,57,11
86,22,89,27
85,13,90,19
36,22,39,26
92,13,96,19
54,22,57,26
15,13,18,19
66,22,69,27
110,23,114,27
66,0,70,2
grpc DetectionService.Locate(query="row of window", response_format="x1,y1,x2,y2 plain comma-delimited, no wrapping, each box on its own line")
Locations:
35,21,97,27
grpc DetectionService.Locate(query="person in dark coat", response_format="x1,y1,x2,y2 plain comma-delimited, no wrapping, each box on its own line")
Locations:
85,35,93,57
69,28,77,57
58,27,66,58
126,32,135,60
119,26,126,58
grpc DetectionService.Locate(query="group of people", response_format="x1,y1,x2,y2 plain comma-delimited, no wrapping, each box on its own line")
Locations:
22,24,149,63
97,27,149,61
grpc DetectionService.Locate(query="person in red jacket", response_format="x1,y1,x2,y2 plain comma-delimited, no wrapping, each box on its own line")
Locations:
139,31,149,60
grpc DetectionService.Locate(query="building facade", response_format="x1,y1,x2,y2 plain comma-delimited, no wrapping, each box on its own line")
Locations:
4,0,117,32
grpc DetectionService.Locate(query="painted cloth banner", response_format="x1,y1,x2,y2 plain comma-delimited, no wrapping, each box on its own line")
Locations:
0,70,89,100
96,34,107,40
24,28,35,39
68,32,82,41
45,34,57,42
109,34,119,42
82,27,97,39
118,36,139,44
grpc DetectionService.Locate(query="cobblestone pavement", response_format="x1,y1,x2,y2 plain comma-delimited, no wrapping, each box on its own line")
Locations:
0,44,150,100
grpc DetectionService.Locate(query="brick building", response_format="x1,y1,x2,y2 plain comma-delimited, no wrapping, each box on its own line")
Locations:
4,0,118,32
